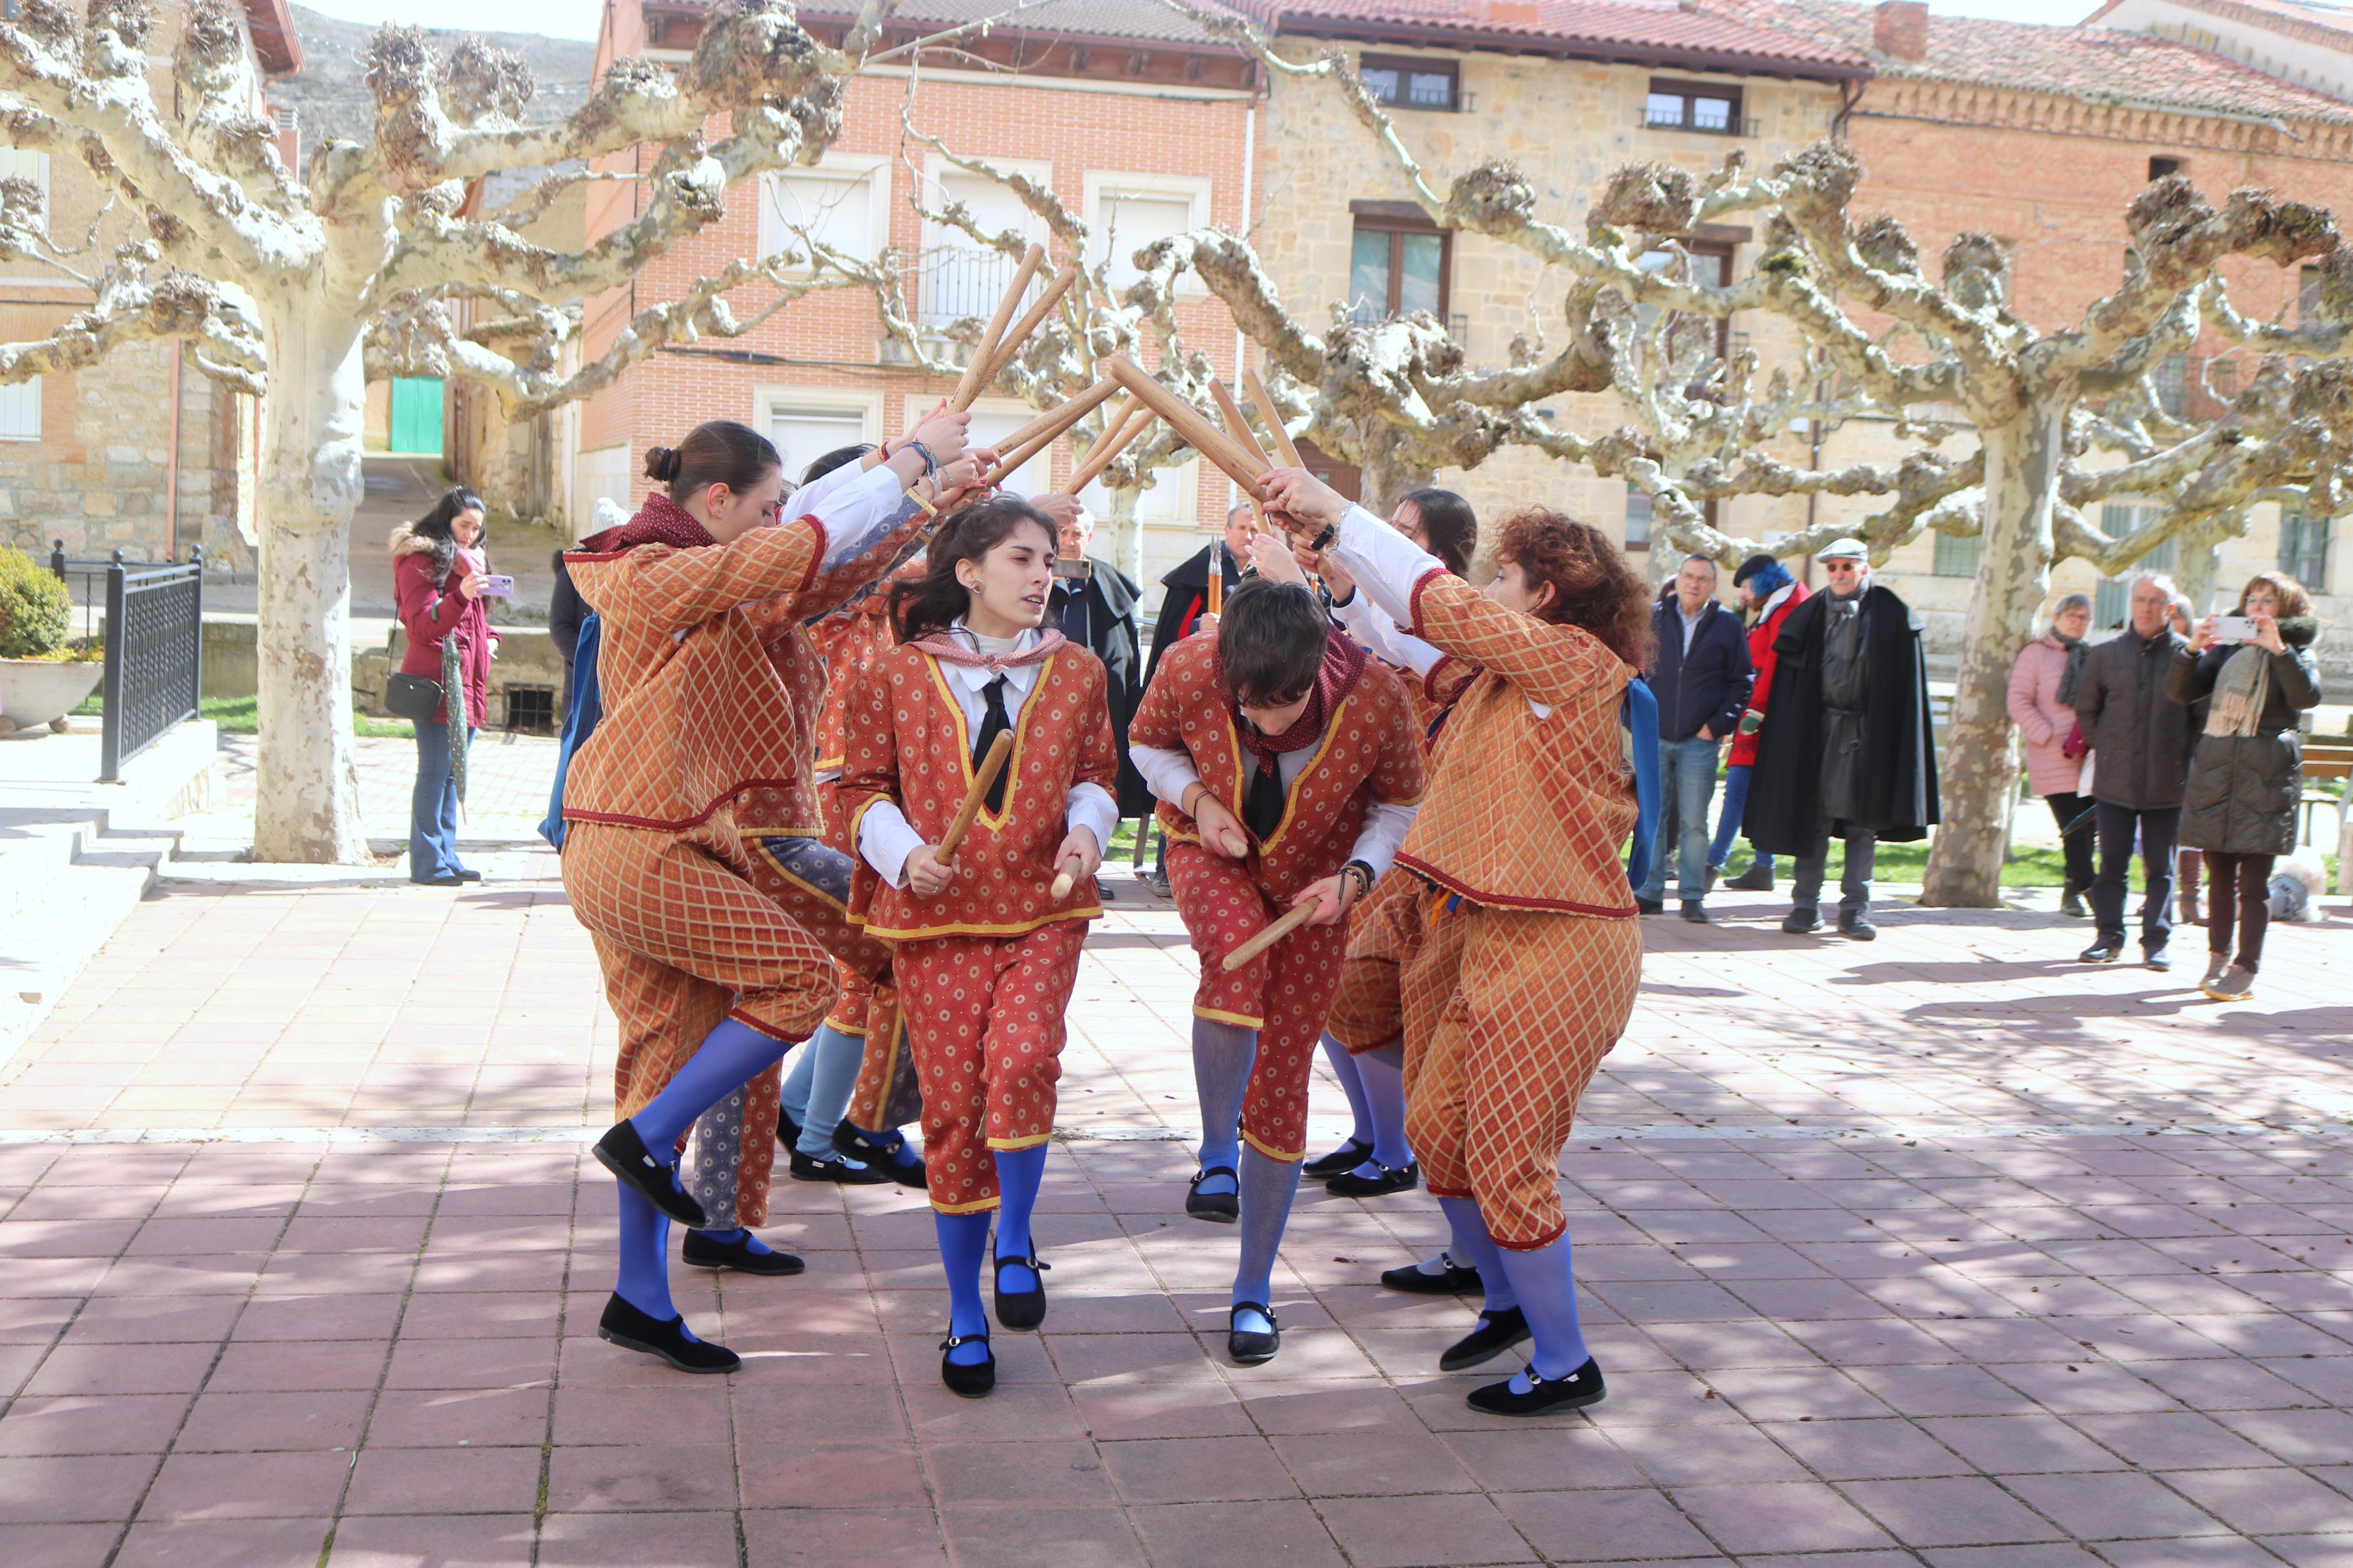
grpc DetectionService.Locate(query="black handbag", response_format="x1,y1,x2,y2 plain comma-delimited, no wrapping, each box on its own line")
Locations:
384,671,443,721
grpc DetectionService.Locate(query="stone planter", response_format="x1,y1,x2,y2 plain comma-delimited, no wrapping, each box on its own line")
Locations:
0,657,103,731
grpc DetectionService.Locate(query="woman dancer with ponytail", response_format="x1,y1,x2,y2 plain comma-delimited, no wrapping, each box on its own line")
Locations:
838,495,1118,1397
1266,467,1652,1416
563,413,971,1373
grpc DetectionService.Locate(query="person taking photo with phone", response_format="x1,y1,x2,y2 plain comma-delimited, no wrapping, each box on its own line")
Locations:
391,486,498,887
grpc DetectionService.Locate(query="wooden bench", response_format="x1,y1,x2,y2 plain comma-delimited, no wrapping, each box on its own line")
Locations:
2306,741,2352,896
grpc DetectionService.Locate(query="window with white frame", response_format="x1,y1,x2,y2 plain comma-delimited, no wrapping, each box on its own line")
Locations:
760,160,886,269
0,375,38,440
765,401,872,485
922,164,1048,329
0,148,48,236
1086,175,1209,297
967,403,1050,497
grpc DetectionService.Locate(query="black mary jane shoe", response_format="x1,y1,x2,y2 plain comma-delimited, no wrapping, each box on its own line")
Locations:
940,1332,995,1398
453,868,483,883
1186,1167,1240,1224
1228,1302,1281,1366
1303,1137,1373,1181
833,1123,928,1190
597,1293,740,1374
1439,1306,1531,1371
1467,1356,1607,1417
992,1249,1050,1331
1324,1160,1420,1199
680,1229,806,1277
592,1121,709,1228
1379,1257,1482,1296
790,1148,890,1186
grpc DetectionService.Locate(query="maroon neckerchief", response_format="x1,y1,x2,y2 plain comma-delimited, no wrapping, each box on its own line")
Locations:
1219,628,1368,765
908,625,1069,673
578,492,716,553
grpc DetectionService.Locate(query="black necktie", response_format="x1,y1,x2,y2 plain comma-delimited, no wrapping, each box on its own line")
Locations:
973,675,1012,813
1243,754,1285,841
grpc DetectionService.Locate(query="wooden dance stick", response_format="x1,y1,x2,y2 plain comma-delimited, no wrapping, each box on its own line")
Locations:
950,243,1046,410
1049,854,1085,901
1208,378,1273,470
936,731,1014,861
1222,900,1318,972
978,265,1079,387
1062,400,1152,495
1244,367,1306,469
980,378,1120,488
1103,355,1272,503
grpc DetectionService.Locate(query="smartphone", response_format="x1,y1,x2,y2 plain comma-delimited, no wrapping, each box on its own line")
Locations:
2212,614,2255,643
480,574,515,598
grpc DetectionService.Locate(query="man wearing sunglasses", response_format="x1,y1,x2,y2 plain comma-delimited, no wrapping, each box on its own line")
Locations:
1740,538,1939,940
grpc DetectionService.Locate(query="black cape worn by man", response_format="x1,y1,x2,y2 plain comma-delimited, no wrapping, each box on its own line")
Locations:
1050,552,1151,817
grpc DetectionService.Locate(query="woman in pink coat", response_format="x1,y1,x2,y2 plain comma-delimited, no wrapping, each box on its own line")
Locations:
2007,593,2095,916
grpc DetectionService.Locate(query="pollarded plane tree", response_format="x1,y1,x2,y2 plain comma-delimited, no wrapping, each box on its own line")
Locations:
0,0,1003,863
1137,3,2353,907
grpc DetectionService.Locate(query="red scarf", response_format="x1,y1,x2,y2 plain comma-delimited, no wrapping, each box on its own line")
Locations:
1219,627,1368,763
908,625,1069,673
578,493,715,553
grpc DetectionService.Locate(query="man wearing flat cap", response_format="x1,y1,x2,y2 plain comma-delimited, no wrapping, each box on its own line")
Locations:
1741,538,1939,940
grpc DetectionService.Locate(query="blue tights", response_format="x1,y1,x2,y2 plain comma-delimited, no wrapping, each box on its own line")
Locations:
938,1144,1052,1368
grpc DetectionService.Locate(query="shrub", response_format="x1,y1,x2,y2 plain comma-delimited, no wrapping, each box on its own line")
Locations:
0,547,70,659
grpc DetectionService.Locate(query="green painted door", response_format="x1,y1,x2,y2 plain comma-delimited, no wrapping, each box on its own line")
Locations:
389,377,444,456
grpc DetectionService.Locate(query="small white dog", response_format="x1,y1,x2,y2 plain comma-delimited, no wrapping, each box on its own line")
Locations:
2267,846,2327,923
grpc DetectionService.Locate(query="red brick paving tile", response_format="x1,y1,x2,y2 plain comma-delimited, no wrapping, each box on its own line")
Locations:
2093,1537,2301,1566
1758,1417,1969,1481
1496,1486,1717,1562
0,1452,158,1523
0,1220,144,1257
2067,1411,2279,1470
9,1521,123,1568
730,1379,906,1441
534,1510,740,1566
140,1449,350,1520
1126,1499,1348,1568
1264,1429,1474,1498
364,1386,551,1448
111,1516,331,1568
205,1339,385,1393
395,1290,562,1339
1987,1360,2174,1415
1439,1427,1647,1492
549,1382,727,1447
1234,1379,1421,1435
94,1256,265,1297
1696,1366,1895,1423
342,1445,543,1516
542,1443,737,1513
381,1336,555,1391
1672,1480,1899,1554
1843,1363,2030,1418
740,1507,949,1568
1836,1476,2067,1548
1070,1380,1251,1439
1046,1330,1222,1385
22,1340,219,1397
1611,1420,1813,1486
739,1440,931,1509
324,1512,536,1567
2256,1535,2353,1567
1319,1492,1539,1566
2216,1407,2353,1466
2003,1469,2230,1541
1918,1413,2128,1474
900,1381,1085,1442
926,1438,1118,1505
0,1296,75,1342
230,1292,405,1342
3,1259,112,1296
1917,1548,2107,1567
56,1294,242,1343
0,1394,190,1456
936,1504,1147,1568
176,1389,374,1452
1095,1435,1294,1504
2161,1467,2353,1535
124,1217,283,1254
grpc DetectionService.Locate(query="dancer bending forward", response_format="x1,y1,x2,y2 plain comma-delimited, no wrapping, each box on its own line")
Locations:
840,496,1118,1397
1269,468,1652,1417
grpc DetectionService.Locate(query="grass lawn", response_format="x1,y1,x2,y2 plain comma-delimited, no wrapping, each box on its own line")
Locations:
1726,839,2337,891
199,695,414,739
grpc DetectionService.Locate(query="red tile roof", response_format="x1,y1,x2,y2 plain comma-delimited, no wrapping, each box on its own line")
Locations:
1703,0,2353,123
1226,0,1872,78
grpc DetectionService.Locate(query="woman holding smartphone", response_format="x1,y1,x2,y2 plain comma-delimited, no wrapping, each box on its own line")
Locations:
391,486,498,887
2169,572,2323,1001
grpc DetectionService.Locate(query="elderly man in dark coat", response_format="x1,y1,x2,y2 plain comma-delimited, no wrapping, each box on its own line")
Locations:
1039,498,1151,820
1144,503,1257,692
1744,538,1939,941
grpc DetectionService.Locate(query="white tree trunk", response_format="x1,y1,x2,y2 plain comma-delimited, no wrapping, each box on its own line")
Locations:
1922,400,2067,907
252,307,370,864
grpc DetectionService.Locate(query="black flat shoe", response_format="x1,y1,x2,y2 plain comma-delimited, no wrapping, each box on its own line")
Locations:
789,1148,890,1185
1228,1302,1280,1365
1304,1137,1373,1180
680,1229,805,1276
833,1123,927,1190
1186,1166,1239,1223
597,1293,740,1374
1325,1160,1419,1199
1781,907,1821,934
412,873,465,887
1380,1257,1482,1295
1439,1306,1531,1371
940,1332,995,1397
453,868,482,883
992,1249,1049,1331
1467,1356,1606,1416
592,1121,708,1228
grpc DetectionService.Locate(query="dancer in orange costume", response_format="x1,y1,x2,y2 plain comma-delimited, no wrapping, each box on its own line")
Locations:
837,495,1118,1398
1268,465,1653,1417
1128,575,1422,1365
563,413,974,1374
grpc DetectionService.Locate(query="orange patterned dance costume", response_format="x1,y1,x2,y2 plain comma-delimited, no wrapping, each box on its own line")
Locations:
1326,504,1643,1251
838,626,1119,1213
561,470,929,1229
1129,633,1424,1160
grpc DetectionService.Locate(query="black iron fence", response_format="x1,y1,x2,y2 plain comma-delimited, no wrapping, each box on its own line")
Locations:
49,542,205,781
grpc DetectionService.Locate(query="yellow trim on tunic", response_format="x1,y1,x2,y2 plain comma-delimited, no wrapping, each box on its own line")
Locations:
748,844,853,915
922,650,1060,837
1194,1004,1265,1029
1241,1125,1307,1164
854,904,1103,943
986,1132,1052,1151
930,1193,1003,1215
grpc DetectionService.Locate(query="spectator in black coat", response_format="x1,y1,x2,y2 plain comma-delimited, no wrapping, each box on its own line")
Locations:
1144,503,1257,692
1036,497,1150,819
1636,554,1752,921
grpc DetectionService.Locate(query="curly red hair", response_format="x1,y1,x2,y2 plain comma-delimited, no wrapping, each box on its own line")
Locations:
1489,508,1655,669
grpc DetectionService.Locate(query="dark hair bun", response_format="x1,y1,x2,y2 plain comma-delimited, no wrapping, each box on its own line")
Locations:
644,446,682,483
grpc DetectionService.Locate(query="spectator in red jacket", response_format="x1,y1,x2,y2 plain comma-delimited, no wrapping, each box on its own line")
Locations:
391,488,497,886
1713,554,1808,891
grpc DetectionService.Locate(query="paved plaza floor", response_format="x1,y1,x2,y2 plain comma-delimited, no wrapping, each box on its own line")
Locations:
3,836,2351,1566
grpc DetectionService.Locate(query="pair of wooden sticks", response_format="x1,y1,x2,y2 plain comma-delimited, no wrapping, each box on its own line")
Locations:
948,244,1079,414
928,730,1092,902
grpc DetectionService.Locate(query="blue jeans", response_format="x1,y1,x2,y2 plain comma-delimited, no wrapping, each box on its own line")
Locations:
1637,736,1719,904
409,719,468,881
1709,763,1773,876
